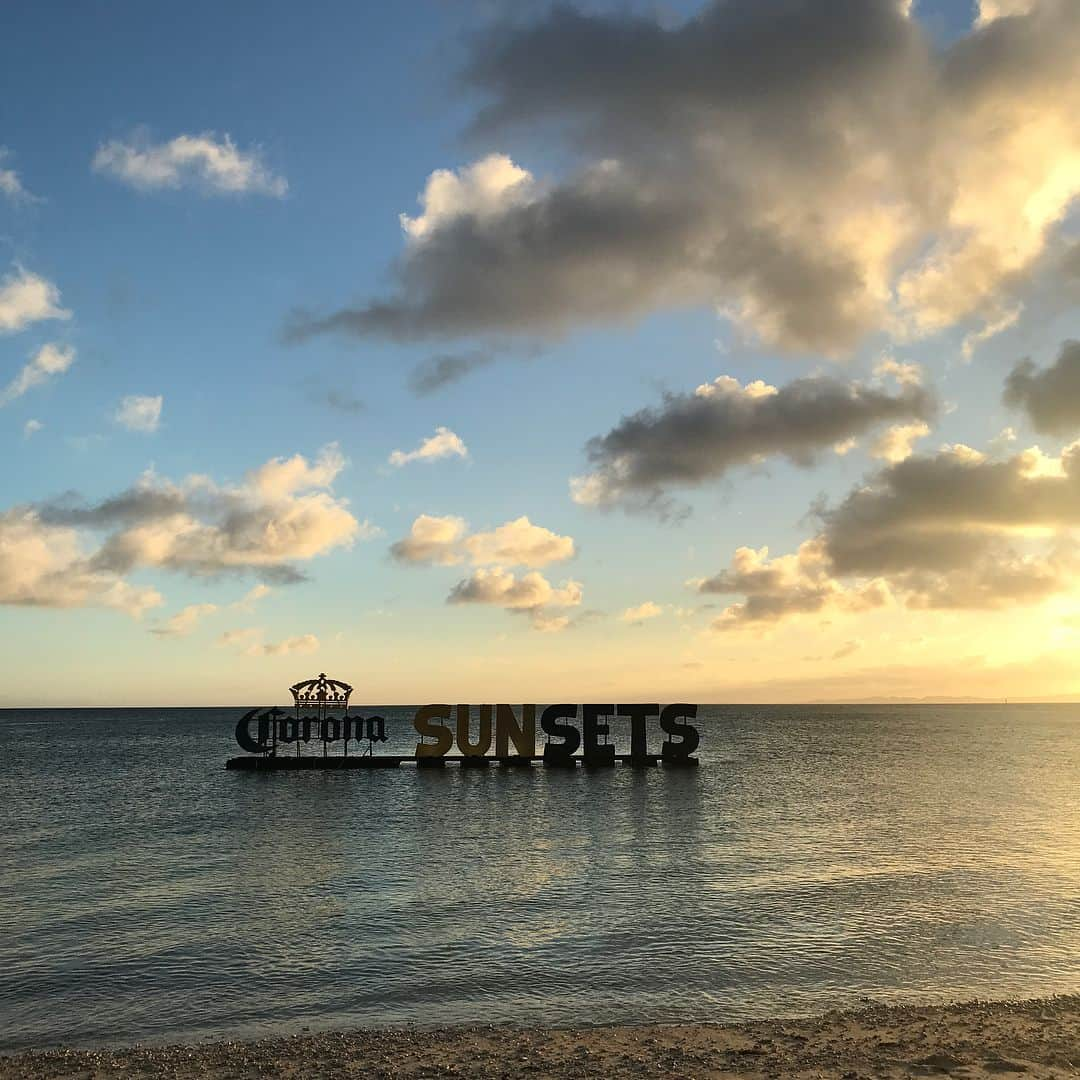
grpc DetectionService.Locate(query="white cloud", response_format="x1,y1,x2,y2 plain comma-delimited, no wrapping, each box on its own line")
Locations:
0,148,40,206
0,267,70,335
388,426,468,467
23,419,42,438
93,131,288,197
113,394,162,433
0,343,75,406
0,509,162,618
870,421,931,464
622,600,662,624
151,602,218,637
248,444,345,498
874,357,923,387
401,154,536,241
976,0,1037,25
390,514,469,565
391,514,574,568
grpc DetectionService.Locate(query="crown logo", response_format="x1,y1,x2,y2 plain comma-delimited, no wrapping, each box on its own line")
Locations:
289,673,353,712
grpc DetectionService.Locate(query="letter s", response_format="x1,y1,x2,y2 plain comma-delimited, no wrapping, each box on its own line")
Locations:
541,704,580,761
660,703,699,759
414,704,454,758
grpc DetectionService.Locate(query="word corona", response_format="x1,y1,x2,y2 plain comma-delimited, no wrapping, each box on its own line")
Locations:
414,703,699,762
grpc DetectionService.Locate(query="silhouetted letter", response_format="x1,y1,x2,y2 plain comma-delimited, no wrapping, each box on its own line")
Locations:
541,704,580,761
235,709,270,754
660,703,700,759
456,704,492,756
495,704,536,757
582,704,616,765
414,704,454,758
618,704,659,761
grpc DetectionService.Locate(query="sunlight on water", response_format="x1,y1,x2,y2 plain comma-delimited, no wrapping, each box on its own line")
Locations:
1,705,1078,1049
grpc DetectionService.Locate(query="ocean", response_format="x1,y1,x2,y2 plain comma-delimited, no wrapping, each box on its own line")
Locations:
2,704,1078,1050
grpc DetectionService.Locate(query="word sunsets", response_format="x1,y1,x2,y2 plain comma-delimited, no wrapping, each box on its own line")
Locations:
413,703,699,763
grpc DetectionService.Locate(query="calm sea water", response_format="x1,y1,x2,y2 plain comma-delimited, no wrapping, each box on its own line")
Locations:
2,704,1079,1050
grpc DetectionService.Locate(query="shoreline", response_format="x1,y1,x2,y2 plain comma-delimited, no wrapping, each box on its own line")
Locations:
3,996,1079,1078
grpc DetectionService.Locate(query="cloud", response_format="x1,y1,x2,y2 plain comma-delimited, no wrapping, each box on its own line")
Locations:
150,602,218,638
388,426,468,467
1004,340,1080,435
390,514,469,566
320,389,365,414
961,304,1022,360
112,394,163,433
572,371,934,513
702,437,1080,630
869,421,931,463
33,443,374,584
977,0,1037,25
0,509,163,618
218,627,319,656
0,267,70,334
622,600,662,623
0,148,40,205
832,640,862,660
0,343,75,406
248,633,319,657
286,1,1080,355
391,513,574,568
23,419,42,439
233,583,272,612
409,350,495,395
692,541,891,630
92,131,287,197
393,512,580,630
447,567,583,630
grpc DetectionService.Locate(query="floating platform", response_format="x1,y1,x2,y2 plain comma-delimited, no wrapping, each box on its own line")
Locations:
225,754,698,771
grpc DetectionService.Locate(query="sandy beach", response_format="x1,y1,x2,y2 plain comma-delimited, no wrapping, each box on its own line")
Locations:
2,996,1078,1079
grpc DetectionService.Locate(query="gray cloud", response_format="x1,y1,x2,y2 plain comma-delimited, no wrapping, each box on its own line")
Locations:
16,448,372,615
696,439,1080,628
573,372,935,514
286,1,1080,355
1004,340,1080,435
409,350,495,395
322,389,365,414
821,446,1080,576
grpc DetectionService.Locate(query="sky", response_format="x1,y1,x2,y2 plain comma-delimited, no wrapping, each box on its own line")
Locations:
3,0,1080,705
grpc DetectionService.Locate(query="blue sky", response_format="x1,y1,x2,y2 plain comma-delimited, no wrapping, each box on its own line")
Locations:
4,0,1080,704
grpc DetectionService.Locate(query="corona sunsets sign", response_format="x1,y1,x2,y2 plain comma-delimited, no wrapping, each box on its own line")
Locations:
226,674,700,770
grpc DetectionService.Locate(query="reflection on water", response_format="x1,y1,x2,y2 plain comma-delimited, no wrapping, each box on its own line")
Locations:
1,704,1079,1050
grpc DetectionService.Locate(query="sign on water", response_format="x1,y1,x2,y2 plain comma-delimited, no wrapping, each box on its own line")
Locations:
227,673,700,770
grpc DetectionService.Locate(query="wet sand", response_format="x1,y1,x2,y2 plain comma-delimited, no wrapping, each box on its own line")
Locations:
2,996,1078,1078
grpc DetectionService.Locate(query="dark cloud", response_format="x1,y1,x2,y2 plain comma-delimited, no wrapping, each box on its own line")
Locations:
696,440,1080,628
37,487,188,528
1004,340,1080,435
573,372,935,514
286,1,1080,354
322,389,365,414
820,446,1080,575
409,350,495,395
